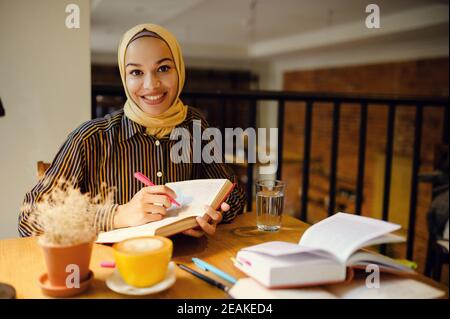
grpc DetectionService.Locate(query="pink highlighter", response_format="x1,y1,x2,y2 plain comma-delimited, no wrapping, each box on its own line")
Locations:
134,172,181,207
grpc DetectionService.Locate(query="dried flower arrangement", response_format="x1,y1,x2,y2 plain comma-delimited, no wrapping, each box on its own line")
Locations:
26,180,112,246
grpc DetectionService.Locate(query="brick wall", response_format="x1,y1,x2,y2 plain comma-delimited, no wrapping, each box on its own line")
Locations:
281,57,448,274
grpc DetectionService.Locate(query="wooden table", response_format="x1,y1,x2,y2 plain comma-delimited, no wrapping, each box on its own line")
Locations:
0,212,446,298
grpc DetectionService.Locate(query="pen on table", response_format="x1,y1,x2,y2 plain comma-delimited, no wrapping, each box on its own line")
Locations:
192,258,237,284
100,261,116,268
134,172,181,207
177,263,229,292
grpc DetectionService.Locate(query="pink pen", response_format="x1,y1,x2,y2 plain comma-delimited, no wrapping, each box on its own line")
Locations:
134,172,181,207
100,261,116,268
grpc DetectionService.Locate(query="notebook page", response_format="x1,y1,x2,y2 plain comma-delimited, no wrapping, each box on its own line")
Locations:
298,213,400,263
230,277,445,299
154,179,228,224
96,179,227,243
229,278,338,299
96,220,160,243
166,179,227,210
327,276,445,299
96,204,203,243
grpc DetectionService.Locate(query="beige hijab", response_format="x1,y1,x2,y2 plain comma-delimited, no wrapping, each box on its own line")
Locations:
118,24,188,138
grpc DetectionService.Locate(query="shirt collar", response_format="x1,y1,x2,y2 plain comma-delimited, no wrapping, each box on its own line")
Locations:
119,113,145,142
119,108,192,142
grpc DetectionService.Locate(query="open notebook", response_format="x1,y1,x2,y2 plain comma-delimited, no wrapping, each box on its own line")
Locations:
96,179,234,243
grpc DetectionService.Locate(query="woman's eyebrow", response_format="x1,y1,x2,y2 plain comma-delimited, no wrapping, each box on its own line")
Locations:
125,58,173,68
126,62,141,68
156,57,173,64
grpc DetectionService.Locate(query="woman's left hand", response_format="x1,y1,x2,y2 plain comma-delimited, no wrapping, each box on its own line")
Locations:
182,202,230,237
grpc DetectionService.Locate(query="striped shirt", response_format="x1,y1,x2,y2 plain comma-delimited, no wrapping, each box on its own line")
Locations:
18,107,246,237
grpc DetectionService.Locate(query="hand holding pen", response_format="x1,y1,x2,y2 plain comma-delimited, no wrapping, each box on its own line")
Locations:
134,172,180,207
112,173,179,229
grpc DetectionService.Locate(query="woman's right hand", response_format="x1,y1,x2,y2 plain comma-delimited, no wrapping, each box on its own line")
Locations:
113,185,177,229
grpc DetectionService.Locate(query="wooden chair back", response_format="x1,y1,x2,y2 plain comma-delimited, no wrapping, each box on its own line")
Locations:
37,161,50,179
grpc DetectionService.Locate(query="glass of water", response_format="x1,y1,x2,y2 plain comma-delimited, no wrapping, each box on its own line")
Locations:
255,180,286,231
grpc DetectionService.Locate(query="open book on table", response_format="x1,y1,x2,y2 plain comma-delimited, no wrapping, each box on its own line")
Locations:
96,179,234,244
234,212,416,288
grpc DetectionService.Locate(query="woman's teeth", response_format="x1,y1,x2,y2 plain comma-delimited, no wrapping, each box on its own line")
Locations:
143,94,164,101
140,92,167,105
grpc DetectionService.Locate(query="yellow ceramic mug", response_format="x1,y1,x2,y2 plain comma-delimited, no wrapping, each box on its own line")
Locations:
113,236,173,288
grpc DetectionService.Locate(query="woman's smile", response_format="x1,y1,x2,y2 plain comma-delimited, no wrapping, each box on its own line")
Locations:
140,92,168,106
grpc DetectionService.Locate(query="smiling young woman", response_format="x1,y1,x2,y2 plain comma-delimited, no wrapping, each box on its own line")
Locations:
125,33,179,116
19,24,246,239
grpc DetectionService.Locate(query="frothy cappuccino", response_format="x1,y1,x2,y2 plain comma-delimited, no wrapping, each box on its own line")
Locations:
113,236,173,287
116,237,164,254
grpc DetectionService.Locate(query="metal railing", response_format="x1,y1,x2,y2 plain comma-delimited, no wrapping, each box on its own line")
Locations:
92,85,449,261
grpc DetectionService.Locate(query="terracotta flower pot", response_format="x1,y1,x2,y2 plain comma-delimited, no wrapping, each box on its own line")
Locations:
38,237,93,288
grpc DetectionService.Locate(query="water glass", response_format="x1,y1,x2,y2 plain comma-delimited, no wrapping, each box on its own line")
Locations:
255,180,286,231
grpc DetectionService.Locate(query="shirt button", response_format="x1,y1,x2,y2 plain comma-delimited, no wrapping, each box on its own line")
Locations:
157,171,163,178
155,140,160,146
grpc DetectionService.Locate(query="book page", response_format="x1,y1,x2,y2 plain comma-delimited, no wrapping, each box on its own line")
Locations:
229,277,445,299
166,179,228,209
298,213,400,263
96,205,202,243
96,179,228,243
228,278,338,299
326,276,445,299
362,233,405,247
242,241,337,260
347,251,416,274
